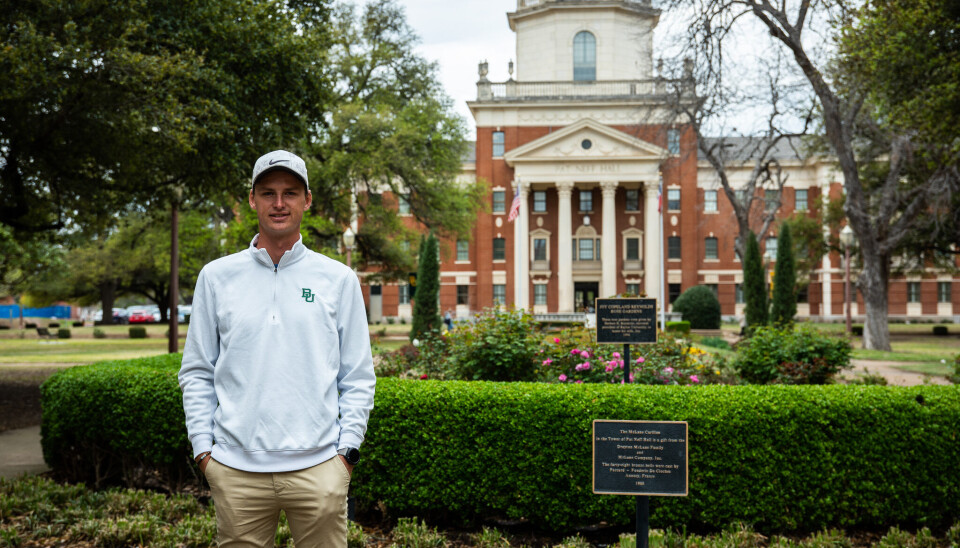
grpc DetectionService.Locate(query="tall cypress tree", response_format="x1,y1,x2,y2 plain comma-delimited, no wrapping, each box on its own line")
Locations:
770,223,797,326
410,232,441,341
743,231,768,330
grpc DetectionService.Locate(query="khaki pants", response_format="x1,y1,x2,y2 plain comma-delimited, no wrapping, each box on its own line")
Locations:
205,456,350,547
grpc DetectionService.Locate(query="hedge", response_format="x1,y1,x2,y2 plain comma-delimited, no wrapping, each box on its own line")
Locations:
41,358,960,534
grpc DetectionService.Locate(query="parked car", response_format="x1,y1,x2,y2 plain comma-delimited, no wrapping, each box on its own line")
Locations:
94,308,129,324
128,309,154,323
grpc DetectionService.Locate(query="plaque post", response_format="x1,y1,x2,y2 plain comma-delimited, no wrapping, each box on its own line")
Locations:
623,344,631,384
636,496,649,548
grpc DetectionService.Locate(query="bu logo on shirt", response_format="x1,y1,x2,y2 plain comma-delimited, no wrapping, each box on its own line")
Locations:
301,288,315,303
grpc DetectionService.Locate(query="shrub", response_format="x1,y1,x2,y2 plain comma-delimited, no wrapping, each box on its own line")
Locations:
387,317,396,325
734,325,852,384
666,321,691,334
671,286,721,329
129,326,147,339
49,322,60,328
948,354,960,385
72,321,84,327
379,331,453,380
57,328,71,339
0,324,10,330
93,328,107,339
25,322,37,328
447,308,540,381
390,517,447,548
743,232,768,329
851,325,864,336
933,325,949,336
41,361,960,533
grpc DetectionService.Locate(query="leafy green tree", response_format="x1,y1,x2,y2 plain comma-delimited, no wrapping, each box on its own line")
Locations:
743,232,768,330
770,223,797,326
410,233,441,342
0,0,330,234
306,0,484,281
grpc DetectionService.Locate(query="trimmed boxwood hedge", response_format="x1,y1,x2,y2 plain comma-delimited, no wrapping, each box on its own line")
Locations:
41,357,960,534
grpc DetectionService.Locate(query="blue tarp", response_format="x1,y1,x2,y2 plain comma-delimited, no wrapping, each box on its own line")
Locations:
0,305,72,319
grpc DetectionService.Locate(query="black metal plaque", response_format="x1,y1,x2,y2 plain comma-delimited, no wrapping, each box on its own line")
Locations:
595,298,657,344
592,420,688,496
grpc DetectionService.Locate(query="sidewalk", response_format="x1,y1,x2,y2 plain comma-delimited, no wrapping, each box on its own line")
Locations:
0,425,49,479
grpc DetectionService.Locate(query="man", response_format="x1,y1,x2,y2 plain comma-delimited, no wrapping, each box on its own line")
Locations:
179,150,376,547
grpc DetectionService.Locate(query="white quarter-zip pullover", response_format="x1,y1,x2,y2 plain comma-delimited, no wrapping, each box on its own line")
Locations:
179,234,376,472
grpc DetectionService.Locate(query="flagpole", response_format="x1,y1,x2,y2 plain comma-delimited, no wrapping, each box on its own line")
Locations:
659,174,666,331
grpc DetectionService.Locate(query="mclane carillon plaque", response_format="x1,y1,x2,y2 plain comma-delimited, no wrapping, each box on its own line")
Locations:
595,298,657,344
592,420,688,496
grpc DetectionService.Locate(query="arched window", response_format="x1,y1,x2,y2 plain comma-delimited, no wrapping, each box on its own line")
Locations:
573,31,596,81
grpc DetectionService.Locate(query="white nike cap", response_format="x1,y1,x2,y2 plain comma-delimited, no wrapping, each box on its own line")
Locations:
251,150,309,192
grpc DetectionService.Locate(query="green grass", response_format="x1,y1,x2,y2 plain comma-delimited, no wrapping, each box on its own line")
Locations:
0,337,186,363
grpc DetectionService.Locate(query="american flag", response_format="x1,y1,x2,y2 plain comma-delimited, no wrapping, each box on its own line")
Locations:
657,179,663,214
507,188,521,222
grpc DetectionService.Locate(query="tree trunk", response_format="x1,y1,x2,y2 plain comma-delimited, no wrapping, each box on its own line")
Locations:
99,282,116,325
857,253,892,351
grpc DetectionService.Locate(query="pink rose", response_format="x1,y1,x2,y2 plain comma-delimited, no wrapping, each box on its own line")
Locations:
636,356,645,364
575,380,583,384
554,337,561,343
580,351,590,359
690,375,700,384
542,359,553,366
663,367,674,375
420,374,428,380
612,352,621,359
571,349,580,355
559,374,568,382
605,365,614,372
582,362,591,370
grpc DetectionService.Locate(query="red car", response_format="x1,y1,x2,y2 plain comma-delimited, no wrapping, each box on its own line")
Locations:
128,310,154,323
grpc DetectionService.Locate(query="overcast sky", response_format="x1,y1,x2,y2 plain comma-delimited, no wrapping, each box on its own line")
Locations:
399,0,518,136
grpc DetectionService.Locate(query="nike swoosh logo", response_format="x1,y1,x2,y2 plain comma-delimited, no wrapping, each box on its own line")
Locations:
268,159,288,165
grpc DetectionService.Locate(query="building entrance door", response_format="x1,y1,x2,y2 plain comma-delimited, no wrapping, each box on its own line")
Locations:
574,282,599,312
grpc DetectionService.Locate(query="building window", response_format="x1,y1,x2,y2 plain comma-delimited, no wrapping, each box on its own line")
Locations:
398,196,410,214
765,189,780,211
493,284,506,305
669,283,682,304
736,189,750,206
625,238,640,261
708,284,719,298
668,236,681,260
735,283,744,304
667,188,680,211
667,129,680,155
534,284,547,305
492,190,505,213
456,240,469,261
492,131,505,157
705,237,718,260
578,238,595,260
399,284,410,305
573,31,596,81
938,281,952,303
579,189,593,211
907,282,921,303
704,190,717,212
625,189,639,211
797,285,809,303
457,285,469,306
626,283,640,296
493,237,506,260
796,189,808,211
533,190,547,212
533,238,547,261
765,236,777,260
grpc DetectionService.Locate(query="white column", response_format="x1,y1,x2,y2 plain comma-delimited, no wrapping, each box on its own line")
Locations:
517,181,530,310
643,181,661,300
600,181,618,298
557,181,575,313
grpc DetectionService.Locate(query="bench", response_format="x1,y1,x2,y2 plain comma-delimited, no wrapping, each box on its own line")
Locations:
36,327,57,340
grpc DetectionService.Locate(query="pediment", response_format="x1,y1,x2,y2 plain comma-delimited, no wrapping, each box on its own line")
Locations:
504,119,670,165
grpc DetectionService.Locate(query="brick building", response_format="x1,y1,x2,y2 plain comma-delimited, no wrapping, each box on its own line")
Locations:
362,0,959,323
